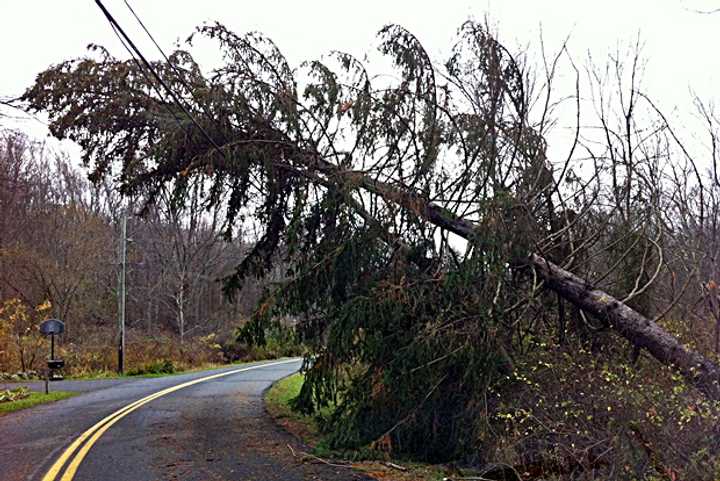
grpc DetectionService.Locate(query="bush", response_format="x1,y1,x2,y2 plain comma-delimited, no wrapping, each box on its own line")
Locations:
0,306,298,379
489,342,720,480
0,387,30,403
0,299,51,373
126,359,175,376
60,327,225,377
229,320,305,362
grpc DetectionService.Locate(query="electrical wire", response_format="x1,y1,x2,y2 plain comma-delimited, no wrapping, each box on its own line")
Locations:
94,0,227,163
123,0,238,154
122,0,198,102
107,21,185,129
95,0,268,197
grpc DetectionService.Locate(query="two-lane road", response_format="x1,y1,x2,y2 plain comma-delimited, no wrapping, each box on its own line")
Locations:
0,359,370,481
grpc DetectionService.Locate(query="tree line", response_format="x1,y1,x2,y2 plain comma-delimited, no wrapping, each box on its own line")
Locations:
0,128,267,375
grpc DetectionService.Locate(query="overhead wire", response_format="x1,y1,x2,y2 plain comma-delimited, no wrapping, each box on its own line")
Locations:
94,0,228,163
122,0,199,103
106,21,185,127
122,0,239,160
115,0,276,196
96,0,273,228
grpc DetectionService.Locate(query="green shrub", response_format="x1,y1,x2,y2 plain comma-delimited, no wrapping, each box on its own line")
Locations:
232,320,305,361
126,359,175,376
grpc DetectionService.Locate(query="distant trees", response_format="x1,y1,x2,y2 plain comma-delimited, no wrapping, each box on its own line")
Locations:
0,131,116,326
0,298,50,372
0,129,255,362
135,180,226,342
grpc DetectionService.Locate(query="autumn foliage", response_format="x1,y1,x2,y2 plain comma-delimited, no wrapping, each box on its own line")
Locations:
0,298,50,373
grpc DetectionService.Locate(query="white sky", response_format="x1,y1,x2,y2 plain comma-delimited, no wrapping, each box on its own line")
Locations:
2,0,720,159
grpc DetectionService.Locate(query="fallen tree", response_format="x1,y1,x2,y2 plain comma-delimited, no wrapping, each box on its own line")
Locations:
21,18,720,470
278,145,720,400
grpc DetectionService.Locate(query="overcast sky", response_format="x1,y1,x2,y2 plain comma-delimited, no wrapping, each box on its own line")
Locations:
2,0,720,157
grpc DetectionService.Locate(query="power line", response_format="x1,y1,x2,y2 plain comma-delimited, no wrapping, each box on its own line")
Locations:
107,21,185,129
122,0,197,100
122,1,235,150
94,0,227,162
95,0,266,196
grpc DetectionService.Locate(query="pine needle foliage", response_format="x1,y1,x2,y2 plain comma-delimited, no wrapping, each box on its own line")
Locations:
19,20,574,461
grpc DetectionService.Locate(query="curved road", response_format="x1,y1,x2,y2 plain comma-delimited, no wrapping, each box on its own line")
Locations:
0,359,370,481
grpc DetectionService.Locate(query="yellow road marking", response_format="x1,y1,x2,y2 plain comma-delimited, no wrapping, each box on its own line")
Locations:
41,359,299,481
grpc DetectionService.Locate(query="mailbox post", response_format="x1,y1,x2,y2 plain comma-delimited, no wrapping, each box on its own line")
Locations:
39,319,65,393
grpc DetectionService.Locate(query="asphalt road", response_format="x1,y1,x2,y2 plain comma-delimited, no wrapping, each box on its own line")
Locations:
0,359,371,481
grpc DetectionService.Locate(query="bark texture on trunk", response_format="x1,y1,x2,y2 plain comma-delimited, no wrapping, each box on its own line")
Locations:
331,163,720,399
529,253,720,399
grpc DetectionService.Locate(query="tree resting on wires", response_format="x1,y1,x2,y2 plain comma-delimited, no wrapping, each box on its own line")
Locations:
22,21,720,460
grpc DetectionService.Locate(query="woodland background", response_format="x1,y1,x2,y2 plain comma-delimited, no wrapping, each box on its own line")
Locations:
0,128,297,377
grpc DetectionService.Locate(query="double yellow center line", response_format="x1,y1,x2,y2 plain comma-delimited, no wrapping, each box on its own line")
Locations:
41,359,299,481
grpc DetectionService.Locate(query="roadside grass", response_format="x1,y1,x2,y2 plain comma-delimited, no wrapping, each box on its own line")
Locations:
66,361,222,380
264,373,326,446
1,359,294,417
0,358,299,385
264,372,305,415
0,390,76,416
264,373,448,481
66,357,296,381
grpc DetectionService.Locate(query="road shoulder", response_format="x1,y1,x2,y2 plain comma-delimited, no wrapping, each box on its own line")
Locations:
0,389,76,416
264,373,448,481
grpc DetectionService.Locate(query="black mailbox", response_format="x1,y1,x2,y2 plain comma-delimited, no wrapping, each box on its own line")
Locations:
47,359,65,370
39,319,65,387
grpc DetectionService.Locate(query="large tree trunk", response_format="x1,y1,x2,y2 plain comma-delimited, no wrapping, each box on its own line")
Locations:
309,159,720,399
530,254,720,399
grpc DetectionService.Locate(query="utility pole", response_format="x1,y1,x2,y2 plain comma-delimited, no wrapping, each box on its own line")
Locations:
118,212,127,374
